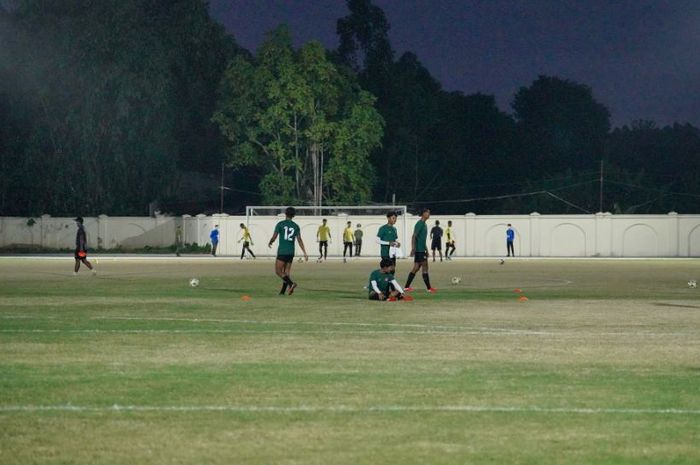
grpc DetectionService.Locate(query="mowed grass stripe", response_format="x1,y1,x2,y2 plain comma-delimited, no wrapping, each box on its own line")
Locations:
2,404,700,415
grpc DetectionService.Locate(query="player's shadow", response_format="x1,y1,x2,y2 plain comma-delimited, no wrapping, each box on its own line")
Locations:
652,302,700,309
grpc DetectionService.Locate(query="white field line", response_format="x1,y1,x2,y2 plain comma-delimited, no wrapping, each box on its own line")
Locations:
0,404,699,415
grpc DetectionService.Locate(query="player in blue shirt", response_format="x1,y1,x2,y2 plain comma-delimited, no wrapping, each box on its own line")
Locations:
210,225,220,256
506,224,515,257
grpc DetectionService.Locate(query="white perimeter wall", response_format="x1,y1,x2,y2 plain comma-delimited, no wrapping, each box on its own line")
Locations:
1,212,699,257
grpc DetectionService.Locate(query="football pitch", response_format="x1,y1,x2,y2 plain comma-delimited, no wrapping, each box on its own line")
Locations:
1,257,699,464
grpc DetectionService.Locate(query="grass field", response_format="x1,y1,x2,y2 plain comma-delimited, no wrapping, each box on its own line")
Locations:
1,256,699,464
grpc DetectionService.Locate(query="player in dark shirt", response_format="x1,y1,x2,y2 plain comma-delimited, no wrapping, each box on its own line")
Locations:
430,220,444,262
404,208,436,293
73,217,95,276
268,207,309,295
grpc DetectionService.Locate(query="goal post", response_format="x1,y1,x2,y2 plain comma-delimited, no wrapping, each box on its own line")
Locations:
245,205,409,258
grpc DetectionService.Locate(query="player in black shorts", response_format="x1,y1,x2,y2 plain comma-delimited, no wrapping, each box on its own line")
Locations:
268,207,309,295
73,217,96,276
430,220,443,262
404,208,436,293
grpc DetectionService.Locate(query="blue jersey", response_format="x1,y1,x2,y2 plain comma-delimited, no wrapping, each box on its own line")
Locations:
210,229,220,243
506,228,515,242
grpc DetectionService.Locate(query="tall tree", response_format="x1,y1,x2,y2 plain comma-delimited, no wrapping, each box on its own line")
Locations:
512,75,611,174
213,26,383,206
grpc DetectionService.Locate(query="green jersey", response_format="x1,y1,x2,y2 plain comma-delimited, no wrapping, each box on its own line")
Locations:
274,219,300,256
413,219,428,253
377,224,398,257
368,269,395,295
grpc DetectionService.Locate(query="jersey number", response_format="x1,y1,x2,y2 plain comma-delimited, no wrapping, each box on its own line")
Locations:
283,226,295,241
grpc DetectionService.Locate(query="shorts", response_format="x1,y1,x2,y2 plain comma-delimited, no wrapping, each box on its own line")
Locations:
319,240,328,247
368,283,396,300
414,251,428,263
242,241,250,247
381,256,397,267
431,240,442,251
74,249,87,260
276,255,294,263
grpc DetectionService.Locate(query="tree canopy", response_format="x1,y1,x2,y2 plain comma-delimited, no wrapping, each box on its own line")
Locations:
1,0,698,216
212,26,383,206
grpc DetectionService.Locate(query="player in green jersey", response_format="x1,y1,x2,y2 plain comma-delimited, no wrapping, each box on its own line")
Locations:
404,208,436,293
376,211,400,272
268,207,309,295
368,258,406,301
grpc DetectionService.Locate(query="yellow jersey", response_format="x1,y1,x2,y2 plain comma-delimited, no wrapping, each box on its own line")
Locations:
343,227,354,242
242,227,252,242
446,227,453,242
317,224,331,241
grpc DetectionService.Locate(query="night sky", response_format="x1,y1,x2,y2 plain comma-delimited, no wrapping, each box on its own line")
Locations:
209,0,700,128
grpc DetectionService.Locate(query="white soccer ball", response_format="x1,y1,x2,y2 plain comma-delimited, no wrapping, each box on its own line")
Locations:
189,278,200,288
689,280,697,289
451,276,462,285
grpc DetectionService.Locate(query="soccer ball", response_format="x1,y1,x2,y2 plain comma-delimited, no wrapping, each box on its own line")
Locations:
189,278,200,288
451,276,462,285
689,280,697,289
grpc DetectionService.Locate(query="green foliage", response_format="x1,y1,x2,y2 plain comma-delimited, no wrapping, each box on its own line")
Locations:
213,26,383,205
0,0,237,216
2,0,699,216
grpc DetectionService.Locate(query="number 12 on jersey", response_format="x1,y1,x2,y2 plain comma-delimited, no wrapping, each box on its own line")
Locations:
283,226,295,241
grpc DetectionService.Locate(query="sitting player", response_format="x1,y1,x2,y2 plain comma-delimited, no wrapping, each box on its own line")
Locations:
368,258,407,301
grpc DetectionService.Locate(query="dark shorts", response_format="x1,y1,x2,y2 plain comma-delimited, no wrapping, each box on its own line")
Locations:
319,240,328,246
431,240,442,250
276,255,294,263
369,288,402,300
368,283,395,300
381,256,397,267
414,251,428,263
74,249,87,260
243,241,250,247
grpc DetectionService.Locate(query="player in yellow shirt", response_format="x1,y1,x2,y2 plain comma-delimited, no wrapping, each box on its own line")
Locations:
342,221,354,263
238,223,256,259
445,220,456,260
316,218,331,261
